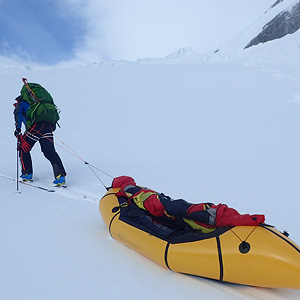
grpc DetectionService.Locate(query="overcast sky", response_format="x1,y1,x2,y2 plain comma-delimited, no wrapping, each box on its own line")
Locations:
0,0,275,64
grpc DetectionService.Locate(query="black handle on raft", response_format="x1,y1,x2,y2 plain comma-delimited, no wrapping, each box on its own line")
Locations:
112,206,120,213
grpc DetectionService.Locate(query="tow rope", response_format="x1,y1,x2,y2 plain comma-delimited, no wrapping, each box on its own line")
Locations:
26,126,113,190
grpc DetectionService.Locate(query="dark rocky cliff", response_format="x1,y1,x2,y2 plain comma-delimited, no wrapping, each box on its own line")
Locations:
245,1,300,48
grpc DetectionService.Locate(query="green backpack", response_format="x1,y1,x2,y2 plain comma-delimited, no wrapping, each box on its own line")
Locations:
20,81,60,131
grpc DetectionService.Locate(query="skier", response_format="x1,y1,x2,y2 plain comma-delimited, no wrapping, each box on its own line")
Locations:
13,94,66,186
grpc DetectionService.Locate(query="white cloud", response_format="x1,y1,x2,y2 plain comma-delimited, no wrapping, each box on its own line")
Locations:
60,0,109,62
64,0,276,63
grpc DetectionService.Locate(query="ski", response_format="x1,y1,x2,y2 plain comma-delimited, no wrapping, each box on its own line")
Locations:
54,184,67,189
20,180,56,192
0,174,55,192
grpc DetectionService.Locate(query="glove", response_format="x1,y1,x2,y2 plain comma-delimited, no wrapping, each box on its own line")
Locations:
18,135,31,153
14,128,21,137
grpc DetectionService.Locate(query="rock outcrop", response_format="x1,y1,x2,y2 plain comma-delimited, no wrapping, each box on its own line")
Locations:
245,1,300,48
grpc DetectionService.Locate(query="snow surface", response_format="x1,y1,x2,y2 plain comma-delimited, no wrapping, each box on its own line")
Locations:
1,58,300,300
2,4,300,296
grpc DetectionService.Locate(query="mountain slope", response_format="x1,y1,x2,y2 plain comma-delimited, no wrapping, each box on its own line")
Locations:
1,60,300,299
245,0,300,48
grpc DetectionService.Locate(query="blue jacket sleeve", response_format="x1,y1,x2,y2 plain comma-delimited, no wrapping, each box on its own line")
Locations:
15,101,30,129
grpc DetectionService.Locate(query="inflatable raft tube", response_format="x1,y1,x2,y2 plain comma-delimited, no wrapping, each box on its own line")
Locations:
99,189,300,289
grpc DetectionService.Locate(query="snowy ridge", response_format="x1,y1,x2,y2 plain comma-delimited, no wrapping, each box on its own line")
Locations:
62,0,300,66
207,0,300,65
1,1,300,69
266,0,297,15
245,1,300,49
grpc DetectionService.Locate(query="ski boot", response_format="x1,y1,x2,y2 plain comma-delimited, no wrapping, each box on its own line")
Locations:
53,174,66,187
21,173,33,182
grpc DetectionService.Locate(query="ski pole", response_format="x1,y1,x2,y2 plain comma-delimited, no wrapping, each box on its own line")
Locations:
16,138,20,193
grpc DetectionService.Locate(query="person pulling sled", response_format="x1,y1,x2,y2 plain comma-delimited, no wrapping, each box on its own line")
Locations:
13,78,66,186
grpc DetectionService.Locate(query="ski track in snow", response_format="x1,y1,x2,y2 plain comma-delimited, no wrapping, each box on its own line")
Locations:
2,2,300,297
0,173,102,204
1,60,300,299
2,172,299,300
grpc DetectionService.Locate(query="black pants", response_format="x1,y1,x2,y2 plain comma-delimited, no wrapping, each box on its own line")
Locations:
19,122,66,178
159,196,211,224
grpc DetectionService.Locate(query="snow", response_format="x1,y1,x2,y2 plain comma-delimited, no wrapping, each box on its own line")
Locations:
1,60,300,300
208,0,300,65
1,2,300,298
